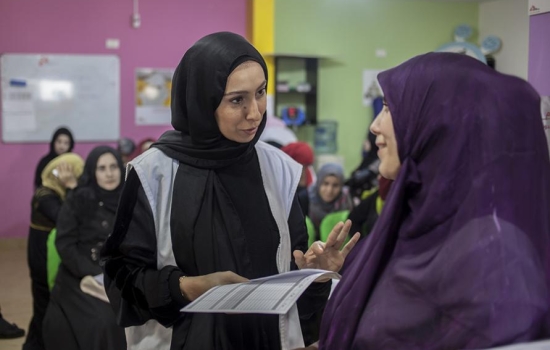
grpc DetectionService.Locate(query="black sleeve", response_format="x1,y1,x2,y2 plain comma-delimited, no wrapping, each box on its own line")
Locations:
56,192,103,277
297,187,309,218
101,169,188,328
37,193,63,224
288,193,331,319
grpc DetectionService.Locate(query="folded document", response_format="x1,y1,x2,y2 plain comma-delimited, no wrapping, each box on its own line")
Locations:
182,269,340,315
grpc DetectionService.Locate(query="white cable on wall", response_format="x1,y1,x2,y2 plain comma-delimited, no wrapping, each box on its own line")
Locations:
132,0,141,28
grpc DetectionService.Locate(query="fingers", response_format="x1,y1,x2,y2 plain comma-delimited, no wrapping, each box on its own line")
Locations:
310,241,324,255
293,250,305,269
334,220,352,248
325,220,352,249
324,221,344,247
341,232,361,258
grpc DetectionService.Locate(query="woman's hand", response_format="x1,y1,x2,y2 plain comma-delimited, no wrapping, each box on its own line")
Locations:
293,219,360,273
180,271,249,301
56,162,78,189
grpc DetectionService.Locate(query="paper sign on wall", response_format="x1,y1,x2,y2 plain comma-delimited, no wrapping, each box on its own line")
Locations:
529,0,550,16
363,69,383,106
135,68,173,125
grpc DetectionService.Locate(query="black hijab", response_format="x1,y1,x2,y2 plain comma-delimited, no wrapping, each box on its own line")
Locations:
49,127,75,154
153,31,268,169
34,127,75,188
77,146,124,214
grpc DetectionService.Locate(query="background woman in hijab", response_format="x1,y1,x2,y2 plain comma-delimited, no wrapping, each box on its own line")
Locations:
117,137,137,167
43,146,126,350
33,127,75,189
302,53,550,350
308,163,353,237
101,32,359,350
23,153,84,350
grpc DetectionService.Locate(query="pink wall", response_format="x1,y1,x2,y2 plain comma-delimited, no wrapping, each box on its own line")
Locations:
0,0,247,238
528,12,550,96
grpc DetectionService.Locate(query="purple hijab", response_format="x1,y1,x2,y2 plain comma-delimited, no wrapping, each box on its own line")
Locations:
320,52,550,349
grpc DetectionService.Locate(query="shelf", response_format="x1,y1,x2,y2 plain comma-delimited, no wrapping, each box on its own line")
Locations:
273,56,319,126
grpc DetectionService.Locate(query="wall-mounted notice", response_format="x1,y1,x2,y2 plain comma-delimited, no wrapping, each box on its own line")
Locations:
529,0,550,16
135,68,173,125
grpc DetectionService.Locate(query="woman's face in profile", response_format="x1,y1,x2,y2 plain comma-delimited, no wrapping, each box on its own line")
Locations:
370,100,401,180
215,61,267,143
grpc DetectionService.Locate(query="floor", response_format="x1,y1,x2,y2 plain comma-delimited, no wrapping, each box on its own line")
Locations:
0,239,31,350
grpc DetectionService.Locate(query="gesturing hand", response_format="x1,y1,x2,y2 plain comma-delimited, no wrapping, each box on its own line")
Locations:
293,219,360,273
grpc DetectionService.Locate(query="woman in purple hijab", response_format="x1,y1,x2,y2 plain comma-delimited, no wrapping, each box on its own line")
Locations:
311,52,550,350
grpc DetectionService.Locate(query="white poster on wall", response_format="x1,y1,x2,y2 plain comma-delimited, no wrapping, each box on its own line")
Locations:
529,0,550,16
1,86,37,133
542,96,550,155
363,69,383,106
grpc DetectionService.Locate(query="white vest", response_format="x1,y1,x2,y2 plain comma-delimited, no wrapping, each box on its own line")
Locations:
125,141,303,350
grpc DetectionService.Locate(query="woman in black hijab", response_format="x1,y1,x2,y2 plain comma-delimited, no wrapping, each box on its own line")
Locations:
42,146,126,350
34,127,75,189
101,32,359,350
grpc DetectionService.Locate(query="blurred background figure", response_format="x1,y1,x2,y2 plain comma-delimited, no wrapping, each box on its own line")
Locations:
34,128,75,189
281,142,315,217
116,137,136,167
308,163,354,239
43,146,126,350
260,115,298,149
24,153,84,350
131,138,156,159
345,127,380,203
348,175,392,238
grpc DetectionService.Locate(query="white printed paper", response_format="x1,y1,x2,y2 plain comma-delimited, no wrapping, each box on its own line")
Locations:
182,269,339,315
2,87,37,132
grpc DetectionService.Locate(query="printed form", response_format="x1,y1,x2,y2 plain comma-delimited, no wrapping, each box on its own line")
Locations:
182,269,340,315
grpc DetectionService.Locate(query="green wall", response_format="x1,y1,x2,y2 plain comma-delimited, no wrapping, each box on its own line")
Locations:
275,0,478,174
